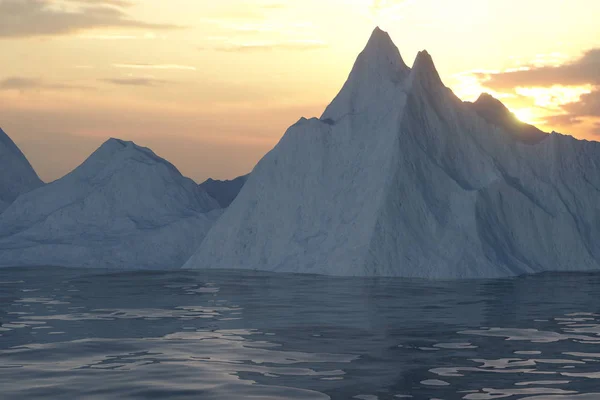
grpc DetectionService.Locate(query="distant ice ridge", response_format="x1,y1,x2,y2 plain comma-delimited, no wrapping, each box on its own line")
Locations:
184,28,600,279
200,175,249,208
0,138,222,269
0,128,43,213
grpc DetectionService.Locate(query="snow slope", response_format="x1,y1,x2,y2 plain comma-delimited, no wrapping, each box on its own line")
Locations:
0,139,222,269
200,175,249,208
0,127,43,213
184,27,600,279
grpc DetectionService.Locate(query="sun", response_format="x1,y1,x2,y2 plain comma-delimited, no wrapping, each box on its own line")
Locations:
511,108,536,124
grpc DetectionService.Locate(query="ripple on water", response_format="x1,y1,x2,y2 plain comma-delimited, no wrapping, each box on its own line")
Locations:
420,312,600,399
3,268,600,399
0,329,353,399
421,379,450,386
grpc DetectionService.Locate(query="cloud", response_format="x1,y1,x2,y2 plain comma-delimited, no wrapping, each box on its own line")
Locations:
0,77,89,91
70,0,133,6
77,34,138,40
203,40,328,52
0,0,180,39
563,89,600,118
112,63,197,71
545,88,600,127
543,114,584,126
198,4,324,53
472,48,600,132
101,78,169,86
0,77,46,90
594,122,600,136
479,49,600,90
202,20,314,35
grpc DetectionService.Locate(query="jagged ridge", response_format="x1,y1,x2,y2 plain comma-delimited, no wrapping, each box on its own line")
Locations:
184,27,600,279
200,175,249,208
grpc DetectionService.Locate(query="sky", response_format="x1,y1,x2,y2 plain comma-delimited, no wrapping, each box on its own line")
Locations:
1,0,599,183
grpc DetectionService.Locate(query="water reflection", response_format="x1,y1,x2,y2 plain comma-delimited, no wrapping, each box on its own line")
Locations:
423,301,600,399
1,268,600,399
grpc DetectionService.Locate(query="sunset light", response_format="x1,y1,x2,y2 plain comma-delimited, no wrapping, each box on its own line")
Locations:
3,3,600,398
515,85,593,109
1,0,599,181
511,107,538,125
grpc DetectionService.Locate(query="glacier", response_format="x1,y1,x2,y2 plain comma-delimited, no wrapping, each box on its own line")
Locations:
0,127,43,213
0,138,222,269
184,27,600,279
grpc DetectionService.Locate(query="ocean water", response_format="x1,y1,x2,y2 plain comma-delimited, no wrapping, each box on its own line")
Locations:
1,268,600,399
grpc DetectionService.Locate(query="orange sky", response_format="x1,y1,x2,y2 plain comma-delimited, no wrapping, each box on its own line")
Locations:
1,0,599,182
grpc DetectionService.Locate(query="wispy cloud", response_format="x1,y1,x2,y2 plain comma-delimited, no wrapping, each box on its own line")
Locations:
101,78,169,86
0,76,90,91
69,0,133,6
0,0,181,39
470,48,600,131
561,90,600,120
543,114,584,126
478,49,600,90
203,40,328,52
112,63,197,71
199,3,323,50
202,19,313,35
77,34,139,40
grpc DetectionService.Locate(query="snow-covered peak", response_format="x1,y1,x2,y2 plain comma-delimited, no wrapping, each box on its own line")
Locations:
0,127,43,212
408,50,445,93
0,137,223,269
474,92,504,109
70,138,184,184
321,27,410,121
0,137,220,234
184,27,600,279
362,27,408,72
470,93,515,125
469,93,547,144
412,50,437,76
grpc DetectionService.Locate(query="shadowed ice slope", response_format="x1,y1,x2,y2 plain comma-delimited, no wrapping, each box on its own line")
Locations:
0,139,222,269
184,28,600,279
468,93,547,144
0,127,43,213
200,175,249,208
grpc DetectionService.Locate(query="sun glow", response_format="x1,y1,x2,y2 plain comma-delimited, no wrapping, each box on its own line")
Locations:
2,0,600,182
454,68,596,132
451,70,516,102
510,107,538,124
515,85,593,109
449,73,580,126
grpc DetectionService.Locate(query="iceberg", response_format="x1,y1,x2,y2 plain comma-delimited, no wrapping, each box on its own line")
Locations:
0,139,222,269
0,127,43,213
184,28,600,279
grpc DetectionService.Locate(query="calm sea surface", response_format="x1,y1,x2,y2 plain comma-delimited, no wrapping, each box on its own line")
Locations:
1,267,600,399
